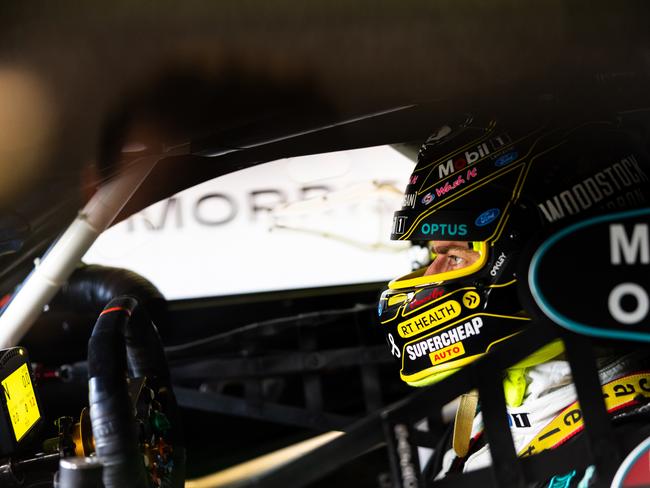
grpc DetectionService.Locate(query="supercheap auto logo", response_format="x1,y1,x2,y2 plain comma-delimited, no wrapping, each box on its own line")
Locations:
404,317,483,360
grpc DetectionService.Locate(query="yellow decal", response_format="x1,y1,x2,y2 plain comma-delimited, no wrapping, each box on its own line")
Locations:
429,342,465,365
519,372,650,457
2,363,40,441
387,294,407,307
398,300,461,338
462,291,480,309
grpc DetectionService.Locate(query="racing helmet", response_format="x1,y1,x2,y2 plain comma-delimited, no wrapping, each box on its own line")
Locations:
379,112,650,387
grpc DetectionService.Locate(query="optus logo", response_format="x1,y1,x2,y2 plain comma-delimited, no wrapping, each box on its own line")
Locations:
475,208,500,227
421,223,468,237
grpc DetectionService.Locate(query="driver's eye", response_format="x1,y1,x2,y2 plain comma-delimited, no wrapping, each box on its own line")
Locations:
449,255,464,266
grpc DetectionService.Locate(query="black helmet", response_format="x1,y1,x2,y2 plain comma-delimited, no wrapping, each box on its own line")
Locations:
378,112,650,386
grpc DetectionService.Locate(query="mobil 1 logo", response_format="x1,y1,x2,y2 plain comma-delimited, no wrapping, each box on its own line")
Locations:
527,208,649,341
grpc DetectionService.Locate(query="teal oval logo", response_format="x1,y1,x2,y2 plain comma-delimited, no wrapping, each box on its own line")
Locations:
528,208,650,342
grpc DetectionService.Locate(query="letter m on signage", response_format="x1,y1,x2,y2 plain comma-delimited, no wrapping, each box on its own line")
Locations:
610,224,649,265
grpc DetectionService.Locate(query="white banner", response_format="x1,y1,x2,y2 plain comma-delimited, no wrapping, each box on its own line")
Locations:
83,145,415,299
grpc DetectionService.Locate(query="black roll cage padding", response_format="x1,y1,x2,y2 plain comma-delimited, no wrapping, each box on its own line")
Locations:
62,264,169,335
562,333,621,478
251,319,645,488
476,360,526,487
23,264,170,366
87,295,185,488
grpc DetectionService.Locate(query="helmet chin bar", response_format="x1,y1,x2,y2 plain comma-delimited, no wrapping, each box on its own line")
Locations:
248,319,645,488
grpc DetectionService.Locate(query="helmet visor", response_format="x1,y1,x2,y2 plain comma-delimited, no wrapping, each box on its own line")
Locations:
389,240,488,290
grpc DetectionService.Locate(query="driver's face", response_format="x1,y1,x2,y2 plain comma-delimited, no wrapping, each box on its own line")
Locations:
423,241,480,276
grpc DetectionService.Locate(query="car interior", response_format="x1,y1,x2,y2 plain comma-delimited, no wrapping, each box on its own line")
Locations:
0,3,649,487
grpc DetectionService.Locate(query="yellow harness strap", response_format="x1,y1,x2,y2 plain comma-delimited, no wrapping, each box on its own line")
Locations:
519,371,650,457
448,341,565,457
452,390,479,457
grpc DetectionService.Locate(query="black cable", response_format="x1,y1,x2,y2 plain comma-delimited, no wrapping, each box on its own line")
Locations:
164,303,376,358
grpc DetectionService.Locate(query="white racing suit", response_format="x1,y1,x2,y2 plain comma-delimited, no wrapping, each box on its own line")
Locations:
429,351,650,487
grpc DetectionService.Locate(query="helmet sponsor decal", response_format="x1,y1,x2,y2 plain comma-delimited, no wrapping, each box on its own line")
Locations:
527,208,650,342
462,291,480,309
387,333,401,358
392,215,408,235
435,175,466,198
475,208,500,227
435,135,510,179
405,317,483,360
436,145,487,179
409,175,419,185
398,300,462,338
430,342,465,365
434,168,479,199
420,223,468,237
402,193,417,208
421,192,434,205
494,150,519,167
408,288,445,309
489,252,507,276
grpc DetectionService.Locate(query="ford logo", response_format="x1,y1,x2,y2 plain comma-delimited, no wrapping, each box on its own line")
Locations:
495,151,518,167
475,208,500,227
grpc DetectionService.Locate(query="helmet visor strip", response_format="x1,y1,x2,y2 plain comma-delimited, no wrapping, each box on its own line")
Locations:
389,240,488,289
